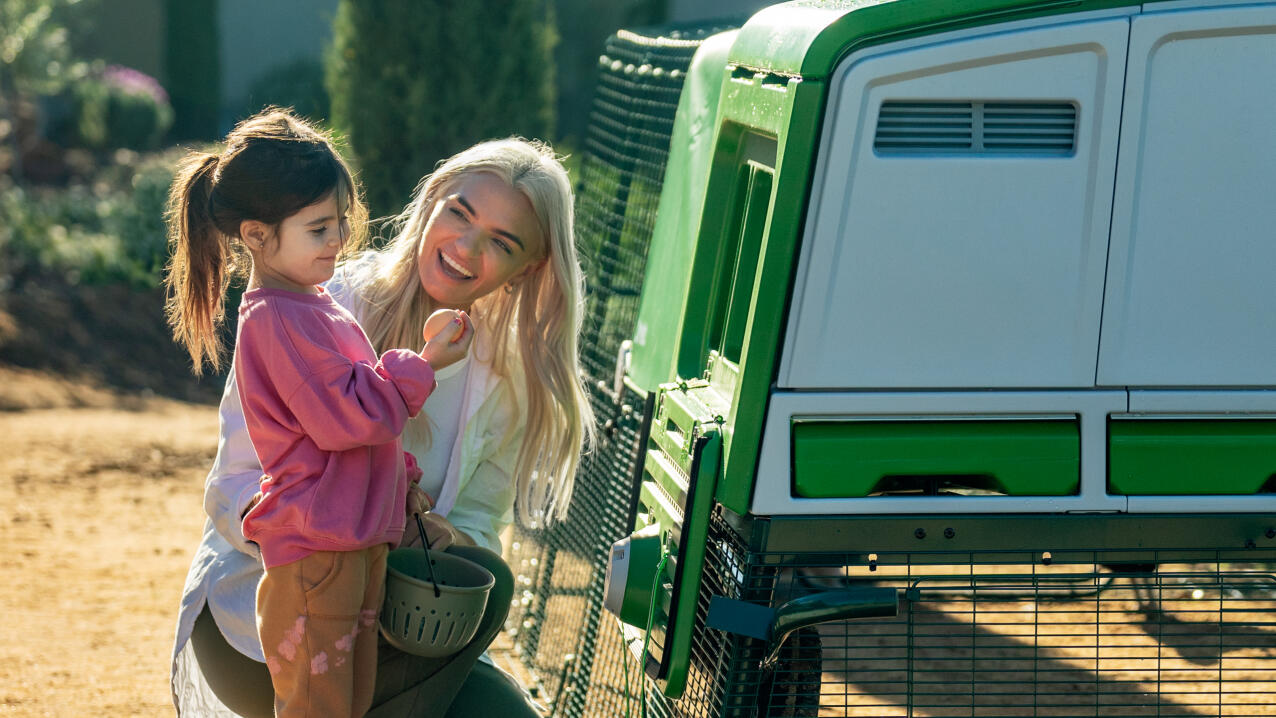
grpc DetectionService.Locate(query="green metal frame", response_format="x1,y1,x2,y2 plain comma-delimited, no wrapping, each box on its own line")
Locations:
630,379,726,698
682,71,821,514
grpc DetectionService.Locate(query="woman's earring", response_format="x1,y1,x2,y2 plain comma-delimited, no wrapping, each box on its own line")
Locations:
504,283,515,295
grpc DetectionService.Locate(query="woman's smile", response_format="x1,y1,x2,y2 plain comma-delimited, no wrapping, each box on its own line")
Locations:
439,250,475,279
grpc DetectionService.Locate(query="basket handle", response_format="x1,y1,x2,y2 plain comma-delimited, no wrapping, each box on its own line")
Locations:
414,512,442,598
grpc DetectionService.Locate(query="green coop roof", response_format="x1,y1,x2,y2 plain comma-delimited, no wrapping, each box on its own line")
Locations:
729,0,1157,78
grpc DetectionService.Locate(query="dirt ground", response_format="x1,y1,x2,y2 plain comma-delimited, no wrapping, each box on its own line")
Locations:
0,366,538,718
0,274,546,718
0,367,218,717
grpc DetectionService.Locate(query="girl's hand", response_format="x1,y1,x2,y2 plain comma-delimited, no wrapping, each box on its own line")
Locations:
420,309,473,370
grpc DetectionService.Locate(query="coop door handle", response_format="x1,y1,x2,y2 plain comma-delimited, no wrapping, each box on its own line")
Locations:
612,339,632,402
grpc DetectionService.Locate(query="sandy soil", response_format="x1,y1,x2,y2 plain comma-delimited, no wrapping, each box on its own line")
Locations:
0,368,219,717
0,367,538,718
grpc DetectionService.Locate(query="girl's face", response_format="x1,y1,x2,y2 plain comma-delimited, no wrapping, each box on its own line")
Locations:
416,172,546,311
249,193,349,293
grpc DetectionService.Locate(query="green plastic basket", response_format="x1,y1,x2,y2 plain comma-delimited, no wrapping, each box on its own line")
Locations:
380,547,494,657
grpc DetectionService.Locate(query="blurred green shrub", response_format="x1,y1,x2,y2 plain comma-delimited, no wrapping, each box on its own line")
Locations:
241,58,329,124
65,64,174,151
326,0,558,218
1,0,91,182
164,0,219,141
0,147,180,286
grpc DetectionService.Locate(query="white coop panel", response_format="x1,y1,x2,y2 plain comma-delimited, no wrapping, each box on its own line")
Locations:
1098,4,1276,388
781,18,1128,389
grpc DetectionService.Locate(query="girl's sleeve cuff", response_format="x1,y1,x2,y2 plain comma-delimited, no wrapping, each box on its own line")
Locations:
377,349,436,416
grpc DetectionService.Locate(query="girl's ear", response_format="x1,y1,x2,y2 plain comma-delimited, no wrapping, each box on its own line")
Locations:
240,220,270,251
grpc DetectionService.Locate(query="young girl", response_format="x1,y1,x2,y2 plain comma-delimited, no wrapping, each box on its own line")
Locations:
164,108,471,718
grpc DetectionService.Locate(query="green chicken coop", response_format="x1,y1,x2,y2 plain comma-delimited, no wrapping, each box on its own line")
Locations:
505,1,1276,716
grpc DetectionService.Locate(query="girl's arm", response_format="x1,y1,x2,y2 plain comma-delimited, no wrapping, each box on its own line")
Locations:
203,367,263,558
283,350,436,452
237,303,438,453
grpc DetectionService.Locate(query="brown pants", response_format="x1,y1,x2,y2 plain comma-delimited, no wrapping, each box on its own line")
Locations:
192,546,539,717
257,545,388,718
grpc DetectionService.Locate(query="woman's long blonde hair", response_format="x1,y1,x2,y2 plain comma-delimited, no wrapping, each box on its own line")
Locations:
354,138,594,526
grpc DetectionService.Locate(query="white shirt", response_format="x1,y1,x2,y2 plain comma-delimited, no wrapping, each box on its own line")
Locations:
413,356,469,504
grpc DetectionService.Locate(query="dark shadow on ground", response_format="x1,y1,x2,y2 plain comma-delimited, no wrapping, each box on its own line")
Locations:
0,270,225,404
812,596,1228,717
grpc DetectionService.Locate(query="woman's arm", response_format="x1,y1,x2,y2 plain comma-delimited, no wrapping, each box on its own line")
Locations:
203,368,263,559
444,460,517,554
446,389,524,554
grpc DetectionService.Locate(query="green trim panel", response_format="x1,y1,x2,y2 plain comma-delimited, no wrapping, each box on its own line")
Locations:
729,0,1153,79
793,419,1080,497
1109,420,1276,495
635,381,727,698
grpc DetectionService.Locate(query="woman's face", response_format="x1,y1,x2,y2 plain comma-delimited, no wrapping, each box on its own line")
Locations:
416,172,546,311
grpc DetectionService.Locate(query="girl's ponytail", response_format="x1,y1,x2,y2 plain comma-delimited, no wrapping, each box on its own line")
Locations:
164,152,233,375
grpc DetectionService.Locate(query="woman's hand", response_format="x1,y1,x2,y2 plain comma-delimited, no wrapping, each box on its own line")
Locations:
420,309,473,370
395,502,477,553
397,508,476,552
405,482,432,516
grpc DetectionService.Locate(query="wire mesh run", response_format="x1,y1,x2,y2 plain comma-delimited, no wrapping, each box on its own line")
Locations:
504,19,738,718
726,548,1276,718
573,21,737,388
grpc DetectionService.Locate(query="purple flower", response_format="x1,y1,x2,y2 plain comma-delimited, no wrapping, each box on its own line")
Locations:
102,65,170,105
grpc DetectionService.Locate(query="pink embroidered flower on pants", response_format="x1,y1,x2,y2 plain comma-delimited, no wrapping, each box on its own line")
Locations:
277,616,306,660
311,651,329,675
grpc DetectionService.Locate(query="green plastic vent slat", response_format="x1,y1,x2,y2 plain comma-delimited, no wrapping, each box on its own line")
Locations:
1109,419,1276,495
793,419,1080,497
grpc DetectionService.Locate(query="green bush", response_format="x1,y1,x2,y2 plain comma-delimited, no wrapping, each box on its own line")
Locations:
241,58,329,124
0,147,180,286
326,0,558,218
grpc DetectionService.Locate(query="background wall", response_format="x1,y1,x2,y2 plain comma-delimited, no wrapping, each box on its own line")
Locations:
668,0,772,21
71,0,774,141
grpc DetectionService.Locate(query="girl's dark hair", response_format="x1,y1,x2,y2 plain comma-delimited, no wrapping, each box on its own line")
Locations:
163,107,367,374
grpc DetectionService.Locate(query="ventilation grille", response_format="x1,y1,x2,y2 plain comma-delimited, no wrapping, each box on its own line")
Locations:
875,100,1077,155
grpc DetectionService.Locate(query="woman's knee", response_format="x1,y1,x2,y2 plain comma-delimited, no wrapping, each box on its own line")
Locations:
447,545,514,605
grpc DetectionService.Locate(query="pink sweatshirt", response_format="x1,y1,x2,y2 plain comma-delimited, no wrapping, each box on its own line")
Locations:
235,287,435,569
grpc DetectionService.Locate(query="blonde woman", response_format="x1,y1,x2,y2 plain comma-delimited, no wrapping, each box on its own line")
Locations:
171,139,594,717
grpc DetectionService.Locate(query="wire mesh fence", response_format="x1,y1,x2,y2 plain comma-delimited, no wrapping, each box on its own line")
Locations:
731,549,1276,718
504,19,737,718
